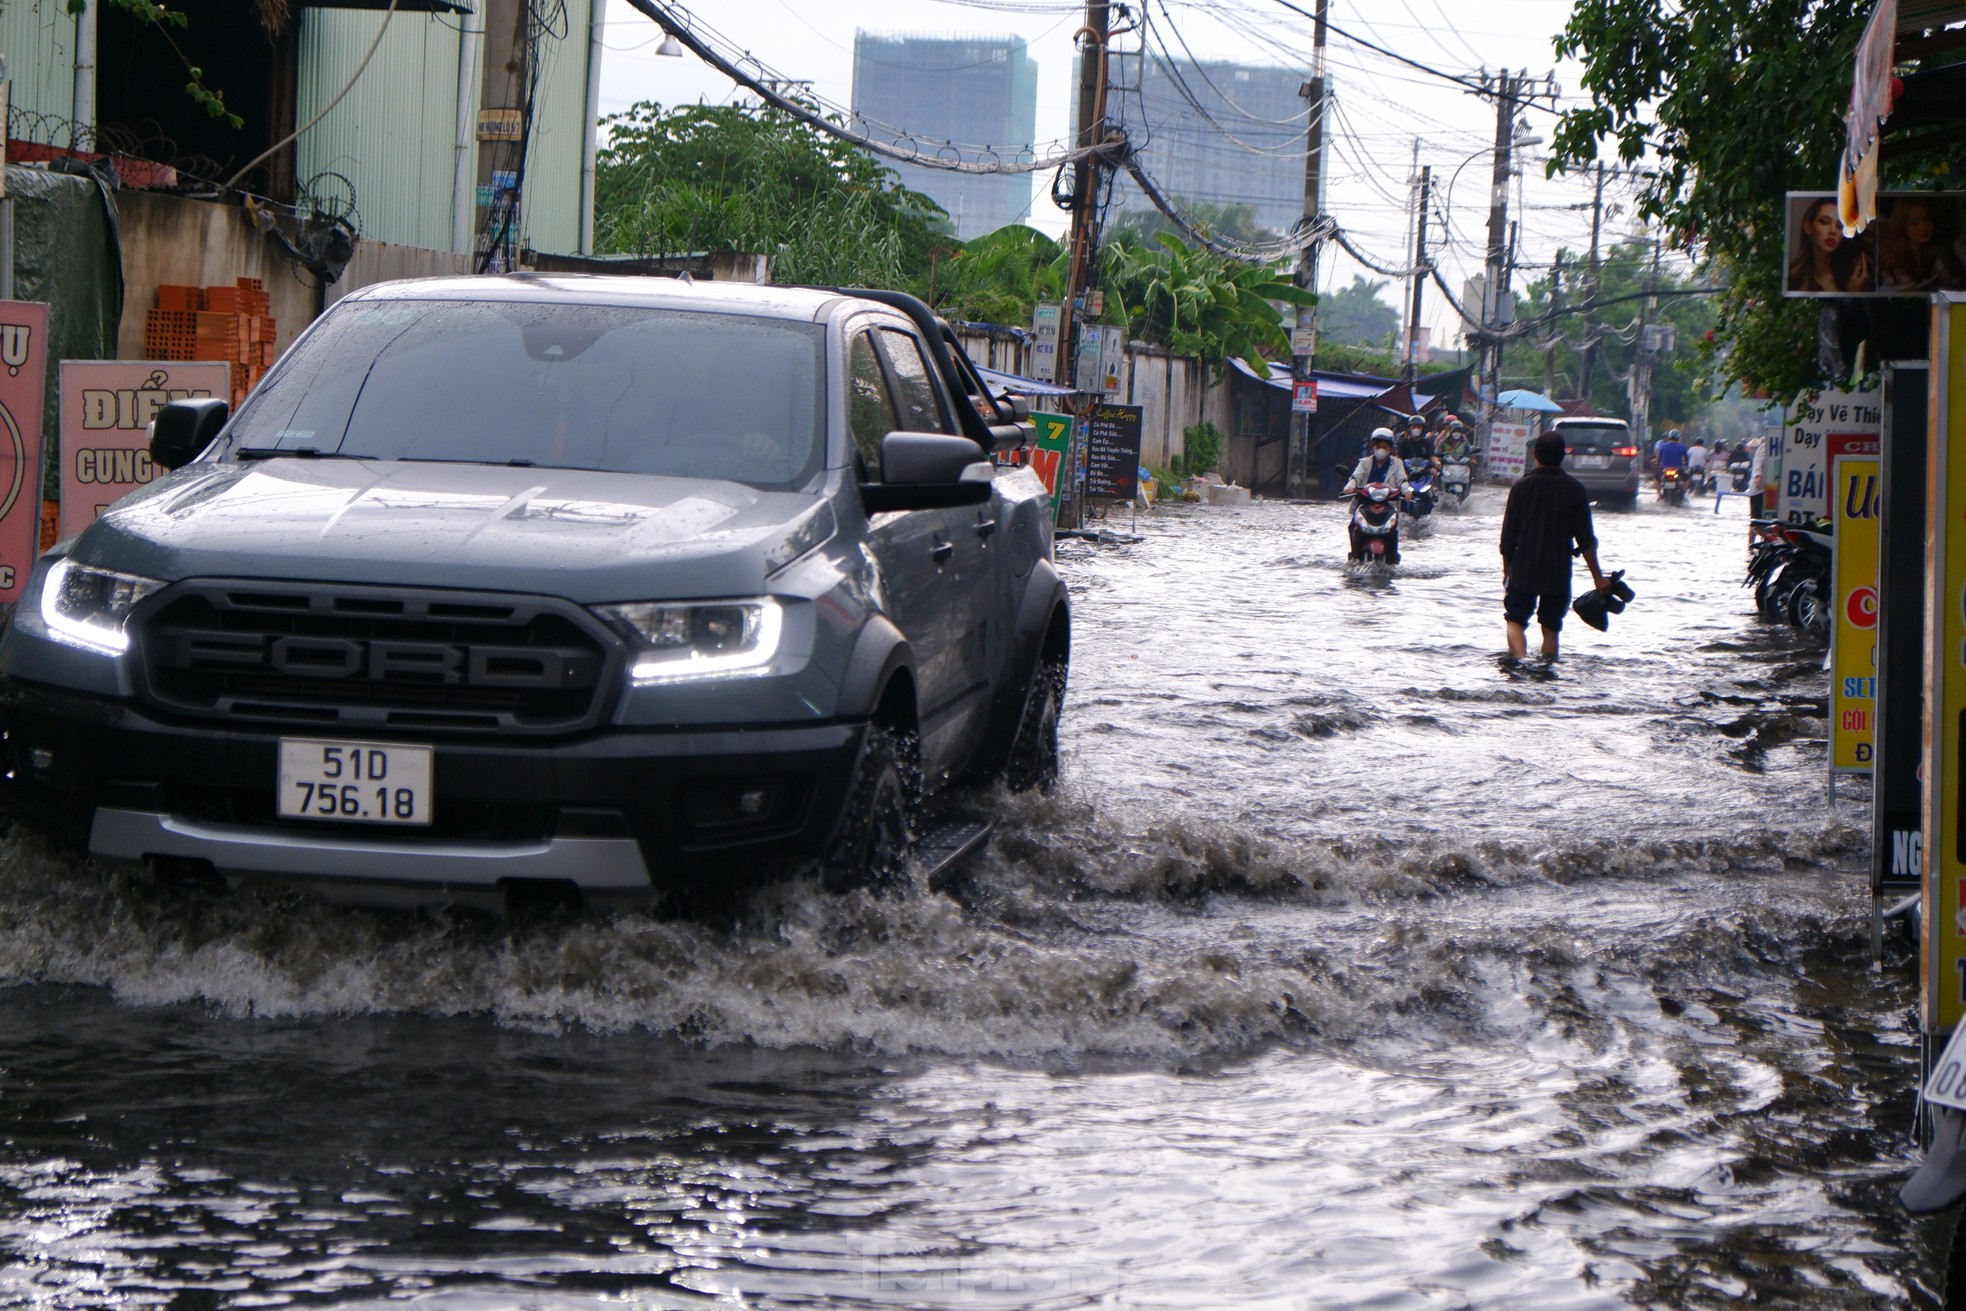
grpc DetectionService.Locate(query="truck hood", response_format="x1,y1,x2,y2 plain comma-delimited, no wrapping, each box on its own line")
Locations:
70,459,830,602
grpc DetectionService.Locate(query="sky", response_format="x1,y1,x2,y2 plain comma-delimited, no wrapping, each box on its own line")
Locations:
593,0,1671,353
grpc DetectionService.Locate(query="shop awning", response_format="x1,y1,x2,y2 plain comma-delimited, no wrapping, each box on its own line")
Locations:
974,365,1077,398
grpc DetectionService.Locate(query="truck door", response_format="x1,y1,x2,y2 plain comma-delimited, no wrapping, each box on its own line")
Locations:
847,328,979,783
871,326,998,769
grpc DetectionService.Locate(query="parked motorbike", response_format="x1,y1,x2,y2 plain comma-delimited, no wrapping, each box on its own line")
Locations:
1742,518,1833,639
1658,466,1689,505
1348,483,1401,564
1439,456,1473,505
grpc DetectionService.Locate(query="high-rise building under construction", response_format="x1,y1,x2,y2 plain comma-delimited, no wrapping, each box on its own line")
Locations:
850,32,1040,240
1106,54,1307,235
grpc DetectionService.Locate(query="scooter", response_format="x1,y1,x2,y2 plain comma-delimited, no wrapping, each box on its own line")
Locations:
1777,522,1834,638
1658,466,1688,505
1439,455,1473,505
1403,459,1438,524
1729,456,1753,492
1348,483,1401,565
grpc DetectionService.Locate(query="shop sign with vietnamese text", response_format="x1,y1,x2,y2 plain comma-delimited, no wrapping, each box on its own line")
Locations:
1028,411,1072,524
1779,388,1878,525
0,301,47,605
1830,455,1878,773
59,361,229,539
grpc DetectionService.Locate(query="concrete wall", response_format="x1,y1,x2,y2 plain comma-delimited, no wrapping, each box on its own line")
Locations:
327,240,475,307
953,328,1239,476
115,191,323,360
119,191,480,359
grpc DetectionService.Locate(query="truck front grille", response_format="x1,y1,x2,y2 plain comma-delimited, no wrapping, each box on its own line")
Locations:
135,581,622,735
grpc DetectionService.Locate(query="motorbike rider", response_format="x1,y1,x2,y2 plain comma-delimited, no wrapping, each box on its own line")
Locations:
1346,428,1414,499
1437,420,1474,464
1654,428,1688,492
1687,435,1710,492
1397,416,1436,465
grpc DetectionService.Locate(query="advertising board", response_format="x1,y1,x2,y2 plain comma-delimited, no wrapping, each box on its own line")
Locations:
0,301,46,606
1028,411,1072,523
1486,421,1529,482
1783,191,1966,297
1780,388,1879,524
1925,294,1966,1032
1083,403,1142,500
58,361,229,539
1031,303,1061,385
1831,455,1879,774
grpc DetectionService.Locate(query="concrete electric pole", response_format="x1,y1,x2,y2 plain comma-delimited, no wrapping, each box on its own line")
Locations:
1405,163,1430,385
1289,0,1329,497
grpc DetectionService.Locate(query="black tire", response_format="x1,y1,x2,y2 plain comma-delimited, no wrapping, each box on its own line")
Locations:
1788,575,1832,638
1008,659,1066,793
821,725,914,892
1756,564,1792,619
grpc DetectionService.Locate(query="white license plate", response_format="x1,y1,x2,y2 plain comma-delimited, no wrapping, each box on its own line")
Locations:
1576,455,1608,469
1927,1025,1966,1113
277,738,433,826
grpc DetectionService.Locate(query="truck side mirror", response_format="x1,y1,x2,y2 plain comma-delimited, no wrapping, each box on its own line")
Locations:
860,431,992,512
150,398,230,472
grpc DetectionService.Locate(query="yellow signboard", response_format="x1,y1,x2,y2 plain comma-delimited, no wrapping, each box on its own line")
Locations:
1832,456,1879,773
1926,294,1966,1031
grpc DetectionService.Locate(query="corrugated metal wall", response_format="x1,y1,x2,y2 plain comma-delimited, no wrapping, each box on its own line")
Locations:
297,9,471,254
0,0,81,132
296,0,590,258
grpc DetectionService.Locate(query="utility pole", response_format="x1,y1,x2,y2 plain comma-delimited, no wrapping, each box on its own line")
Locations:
1060,0,1112,528
1544,254,1562,398
1061,1,1112,380
1578,161,1606,403
1404,163,1430,385
1629,231,1662,447
1476,69,1557,442
1479,70,1519,451
1289,0,1329,497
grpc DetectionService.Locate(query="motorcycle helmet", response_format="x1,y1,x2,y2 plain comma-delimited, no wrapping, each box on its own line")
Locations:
1369,427,1395,449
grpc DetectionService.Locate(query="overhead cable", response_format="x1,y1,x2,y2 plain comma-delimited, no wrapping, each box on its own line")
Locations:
619,0,1098,174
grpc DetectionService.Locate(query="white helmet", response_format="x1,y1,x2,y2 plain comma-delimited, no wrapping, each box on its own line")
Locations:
1369,427,1395,448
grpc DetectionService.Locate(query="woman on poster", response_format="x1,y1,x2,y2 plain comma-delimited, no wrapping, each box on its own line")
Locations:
1787,196,1873,293
1878,196,1962,293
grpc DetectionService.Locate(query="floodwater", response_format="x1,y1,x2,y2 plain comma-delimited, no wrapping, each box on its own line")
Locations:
0,485,1942,1309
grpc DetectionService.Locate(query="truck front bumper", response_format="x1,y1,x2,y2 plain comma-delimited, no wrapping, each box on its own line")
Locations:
0,679,863,907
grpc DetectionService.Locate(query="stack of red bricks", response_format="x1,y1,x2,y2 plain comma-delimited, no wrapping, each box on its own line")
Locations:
142,278,278,407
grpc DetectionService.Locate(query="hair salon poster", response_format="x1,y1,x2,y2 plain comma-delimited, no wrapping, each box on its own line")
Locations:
0,301,47,607
1784,191,1966,297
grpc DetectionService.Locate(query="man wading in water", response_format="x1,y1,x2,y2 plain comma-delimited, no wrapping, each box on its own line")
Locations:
1500,431,1614,659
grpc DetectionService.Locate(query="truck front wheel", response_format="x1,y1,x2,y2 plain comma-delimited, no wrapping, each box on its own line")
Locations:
1007,659,1065,794
822,725,915,891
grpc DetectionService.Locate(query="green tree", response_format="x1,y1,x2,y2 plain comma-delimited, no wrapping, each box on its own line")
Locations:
595,101,956,291
1106,199,1273,250
1505,240,1718,425
1099,232,1315,374
1317,276,1401,350
1549,0,1875,402
936,225,1066,326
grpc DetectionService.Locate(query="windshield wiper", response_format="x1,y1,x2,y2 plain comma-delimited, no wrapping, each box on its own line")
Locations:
235,446,375,461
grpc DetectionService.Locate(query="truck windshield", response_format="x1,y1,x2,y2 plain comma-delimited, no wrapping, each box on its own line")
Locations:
226,300,827,488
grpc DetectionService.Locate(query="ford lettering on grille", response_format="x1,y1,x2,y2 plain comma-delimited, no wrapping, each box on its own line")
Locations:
165,631,599,689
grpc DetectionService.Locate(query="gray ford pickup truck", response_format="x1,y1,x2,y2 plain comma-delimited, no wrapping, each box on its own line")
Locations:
0,276,1069,909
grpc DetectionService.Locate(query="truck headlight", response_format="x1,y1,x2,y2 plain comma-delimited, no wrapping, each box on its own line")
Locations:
39,559,161,656
596,597,783,683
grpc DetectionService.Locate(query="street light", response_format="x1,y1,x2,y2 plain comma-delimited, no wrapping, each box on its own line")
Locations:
655,35,684,57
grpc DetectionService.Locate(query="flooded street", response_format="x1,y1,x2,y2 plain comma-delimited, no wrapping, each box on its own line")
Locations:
0,487,1942,1309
